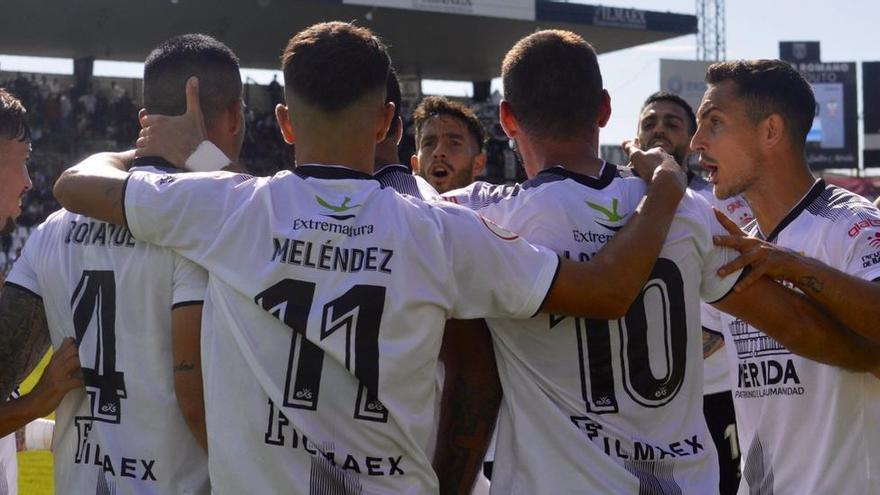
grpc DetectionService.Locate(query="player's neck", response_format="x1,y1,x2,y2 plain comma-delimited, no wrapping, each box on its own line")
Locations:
295,142,376,175
745,157,816,236
523,136,603,178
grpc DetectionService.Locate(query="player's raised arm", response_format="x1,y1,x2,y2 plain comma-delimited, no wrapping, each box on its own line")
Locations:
539,145,687,318
713,209,880,343
53,152,132,226
54,77,206,226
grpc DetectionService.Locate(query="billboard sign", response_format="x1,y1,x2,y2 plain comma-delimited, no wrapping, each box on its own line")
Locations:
780,41,821,64
795,62,858,170
659,59,713,114
342,0,535,21
864,62,880,167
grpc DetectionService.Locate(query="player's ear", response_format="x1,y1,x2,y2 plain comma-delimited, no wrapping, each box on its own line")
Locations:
499,100,519,139
763,113,785,150
375,102,395,144
472,152,487,178
597,90,612,128
410,153,420,172
227,98,243,137
275,103,296,145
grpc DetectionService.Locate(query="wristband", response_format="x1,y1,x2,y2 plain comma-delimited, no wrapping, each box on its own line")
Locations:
24,418,54,451
184,140,230,172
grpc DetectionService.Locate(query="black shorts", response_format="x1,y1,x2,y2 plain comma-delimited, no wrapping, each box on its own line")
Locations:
704,390,741,495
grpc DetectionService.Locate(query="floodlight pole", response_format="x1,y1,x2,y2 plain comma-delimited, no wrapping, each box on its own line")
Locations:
696,0,726,62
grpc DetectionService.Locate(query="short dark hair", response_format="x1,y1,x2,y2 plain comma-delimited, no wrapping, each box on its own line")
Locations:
143,34,241,123
501,30,603,140
0,89,30,142
412,96,487,151
385,69,402,139
282,22,390,113
641,91,697,134
705,59,816,147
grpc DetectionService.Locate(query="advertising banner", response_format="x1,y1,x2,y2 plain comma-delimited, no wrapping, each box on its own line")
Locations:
342,0,535,21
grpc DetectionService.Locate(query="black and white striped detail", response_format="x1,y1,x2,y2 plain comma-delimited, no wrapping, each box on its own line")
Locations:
309,455,363,495
623,458,682,495
743,435,774,495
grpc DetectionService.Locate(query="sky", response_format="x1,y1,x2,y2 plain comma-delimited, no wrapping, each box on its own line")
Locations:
0,0,876,160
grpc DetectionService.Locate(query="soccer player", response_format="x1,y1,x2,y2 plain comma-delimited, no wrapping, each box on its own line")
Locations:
411,96,487,193
0,87,83,495
442,30,880,494
638,90,752,494
2,34,248,493
696,59,880,494
53,22,694,494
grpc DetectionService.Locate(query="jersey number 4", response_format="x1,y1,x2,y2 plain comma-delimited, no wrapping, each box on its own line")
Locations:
572,259,687,413
71,270,127,424
256,279,388,423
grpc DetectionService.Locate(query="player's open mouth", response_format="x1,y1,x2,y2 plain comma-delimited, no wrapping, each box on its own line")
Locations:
700,158,718,183
431,167,450,179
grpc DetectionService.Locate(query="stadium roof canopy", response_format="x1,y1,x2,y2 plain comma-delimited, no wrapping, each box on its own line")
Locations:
3,0,697,81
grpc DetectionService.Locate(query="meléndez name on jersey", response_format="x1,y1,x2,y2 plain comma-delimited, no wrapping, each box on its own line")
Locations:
704,180,880,495
121,164,559,495
5,162,209,494
444,164,743,494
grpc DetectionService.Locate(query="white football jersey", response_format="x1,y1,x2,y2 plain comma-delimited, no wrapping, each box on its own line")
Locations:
704,180,880,495
0,432,15,495
5,164,209,495
689,175,754,396
122,164,559,495
444,164,742,494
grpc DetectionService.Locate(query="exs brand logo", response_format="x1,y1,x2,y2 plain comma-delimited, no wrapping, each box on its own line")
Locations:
316,195,360,221
587,198,628,232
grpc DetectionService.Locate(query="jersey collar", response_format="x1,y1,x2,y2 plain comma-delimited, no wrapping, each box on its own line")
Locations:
131,156,180,174
373,163,413,177
295,164,378,182
537,162,616,190
759,179,826,242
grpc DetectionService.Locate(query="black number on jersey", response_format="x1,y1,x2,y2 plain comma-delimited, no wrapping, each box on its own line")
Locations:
71,270,127,423
255,279,388,423
574,258,687,413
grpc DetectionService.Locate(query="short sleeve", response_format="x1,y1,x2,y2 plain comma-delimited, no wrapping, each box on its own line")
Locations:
700,301,723,333
171,254,207,309
5,229,43,298
434,203,560,320
841,209,880,282
681,193,743,304
124,170,256,258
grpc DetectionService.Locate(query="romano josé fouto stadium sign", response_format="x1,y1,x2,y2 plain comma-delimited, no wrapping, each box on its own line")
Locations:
343,0,536,21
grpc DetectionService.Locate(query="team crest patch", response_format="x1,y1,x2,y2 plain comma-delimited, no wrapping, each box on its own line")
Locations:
480,216,518,240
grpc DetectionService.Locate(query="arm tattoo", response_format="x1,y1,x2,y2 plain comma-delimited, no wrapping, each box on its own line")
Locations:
702,329,725,359
0,285,51,398
173,361,196,372
437,375,500,495
797,276,825,294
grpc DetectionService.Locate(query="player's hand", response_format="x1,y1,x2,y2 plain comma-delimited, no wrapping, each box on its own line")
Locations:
713,208,801,291
622,138,687,194
136,76,207,168
29,338,84,418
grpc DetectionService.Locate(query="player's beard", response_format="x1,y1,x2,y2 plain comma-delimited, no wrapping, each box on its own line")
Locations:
1,217,14,235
